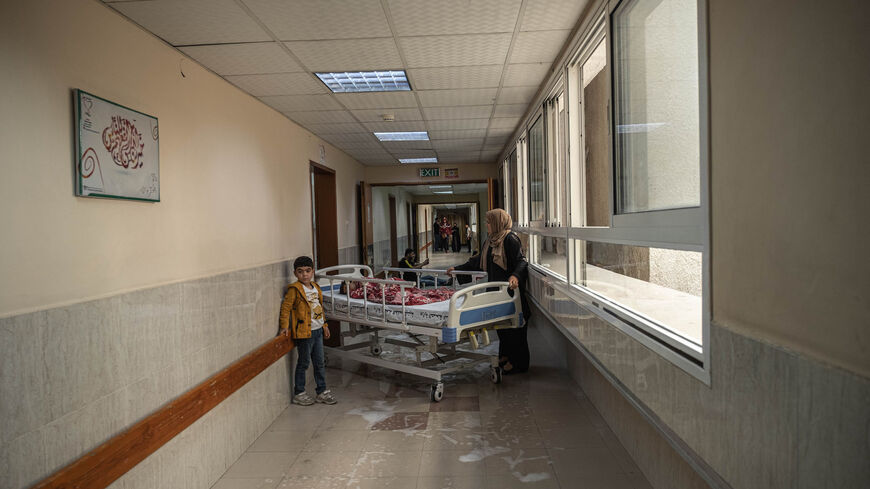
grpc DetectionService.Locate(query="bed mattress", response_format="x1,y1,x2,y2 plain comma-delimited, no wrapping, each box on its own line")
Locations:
322,289,465,328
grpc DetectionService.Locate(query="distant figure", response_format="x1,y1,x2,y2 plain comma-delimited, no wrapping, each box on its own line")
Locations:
451,223,460,252
279,256,337,405
465,224,473,252
432,218,440,252
439,216,452,253
399,248,449,287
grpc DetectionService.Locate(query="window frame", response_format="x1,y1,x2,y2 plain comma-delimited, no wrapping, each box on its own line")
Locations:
510,0,711,384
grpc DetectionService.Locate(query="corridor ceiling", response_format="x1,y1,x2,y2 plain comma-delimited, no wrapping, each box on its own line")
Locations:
102,0,587,166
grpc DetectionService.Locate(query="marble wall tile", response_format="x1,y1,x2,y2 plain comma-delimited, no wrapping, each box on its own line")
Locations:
118,284,181,387
0,429,46,489
43,296,125,421
796,360,870,488
0,311,50,446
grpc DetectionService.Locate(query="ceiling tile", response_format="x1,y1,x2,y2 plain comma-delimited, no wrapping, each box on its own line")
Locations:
432,139,484,151
363,121,427,132
429,129,487,140
387,0,521,36
180,42,302,75
497,86,539,105
381,140,434,151
480,150,502,162
426,119,491,130
111,0,269,45
424,105,494,120
400,34,512,68
437,152,481,163
408,65,503,90
334,92,418,110
303,122,368,134
260,94,342,112
284,38,402,72
485,135,512,147
486,127,516,138
417,88,498,108
489,117,522,129
350,108,423,122
509,30,571,64
285,110,357,124
333,140,385,151
521,0,590,31
225,73,326,96
321,132,380,145
493,104,528,118
244,0,389,40
389,150,438,158
504,63,552,87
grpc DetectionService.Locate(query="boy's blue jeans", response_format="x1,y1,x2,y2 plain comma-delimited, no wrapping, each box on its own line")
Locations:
294,328,326,395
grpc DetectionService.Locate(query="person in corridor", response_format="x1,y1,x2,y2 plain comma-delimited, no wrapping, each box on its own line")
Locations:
449,209,531,374
279,256,337,405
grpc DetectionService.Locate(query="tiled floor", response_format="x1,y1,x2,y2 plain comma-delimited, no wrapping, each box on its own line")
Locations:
211,324,653,489
423,251,472,270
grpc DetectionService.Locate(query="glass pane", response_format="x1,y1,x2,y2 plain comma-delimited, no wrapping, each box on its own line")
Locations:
572,239,702,345
509,149,518,221
532,235,568,278
582,38,610,226
613,0,700,213
527,116,545,221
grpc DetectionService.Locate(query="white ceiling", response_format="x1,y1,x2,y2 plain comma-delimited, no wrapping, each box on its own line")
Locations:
394,183,488,196
104,0,588,166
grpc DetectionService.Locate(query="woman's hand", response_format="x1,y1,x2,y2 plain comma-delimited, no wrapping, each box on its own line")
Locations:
508,275,519,290
446,266,455,275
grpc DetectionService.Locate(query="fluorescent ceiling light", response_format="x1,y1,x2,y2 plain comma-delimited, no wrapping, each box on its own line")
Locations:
428,185,452,190
432,190,453,194
399,157,438,164
315,70,410,93
374,131,429,141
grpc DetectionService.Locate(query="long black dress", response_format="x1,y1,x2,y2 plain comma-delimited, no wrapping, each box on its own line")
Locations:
455,232,531,372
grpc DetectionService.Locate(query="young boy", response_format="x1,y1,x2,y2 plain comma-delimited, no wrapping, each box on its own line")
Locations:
279,256,337,406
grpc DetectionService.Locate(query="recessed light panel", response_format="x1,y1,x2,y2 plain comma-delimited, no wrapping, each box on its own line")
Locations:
316,71,410,93
374,131,429,141
399,157,438,164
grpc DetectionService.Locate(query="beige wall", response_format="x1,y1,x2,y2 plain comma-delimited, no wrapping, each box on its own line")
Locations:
364,163,497,184
709,0,870,377
0,0,364,318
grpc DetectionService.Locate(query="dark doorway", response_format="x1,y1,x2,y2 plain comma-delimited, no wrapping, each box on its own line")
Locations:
388,195,398,267
310,162,340,346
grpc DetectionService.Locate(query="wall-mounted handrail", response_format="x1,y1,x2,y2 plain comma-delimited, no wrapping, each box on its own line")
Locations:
30,334,294,489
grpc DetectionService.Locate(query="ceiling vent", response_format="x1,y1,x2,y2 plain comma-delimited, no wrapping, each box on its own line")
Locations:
381,114,395,122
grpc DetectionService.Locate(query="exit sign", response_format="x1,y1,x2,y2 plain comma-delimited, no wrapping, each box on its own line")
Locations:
419,168,440,177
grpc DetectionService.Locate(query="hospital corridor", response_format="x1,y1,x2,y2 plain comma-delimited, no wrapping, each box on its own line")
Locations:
1,1,868,489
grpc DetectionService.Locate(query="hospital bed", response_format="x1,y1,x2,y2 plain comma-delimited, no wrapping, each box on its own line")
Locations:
315,265,524,401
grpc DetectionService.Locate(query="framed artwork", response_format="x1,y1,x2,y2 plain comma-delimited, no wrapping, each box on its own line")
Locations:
74,89,160,201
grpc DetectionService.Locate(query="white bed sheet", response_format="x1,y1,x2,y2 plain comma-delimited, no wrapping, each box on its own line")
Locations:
322,289,465,328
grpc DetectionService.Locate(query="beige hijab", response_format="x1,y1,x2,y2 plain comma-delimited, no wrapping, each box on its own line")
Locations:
481,208,512,273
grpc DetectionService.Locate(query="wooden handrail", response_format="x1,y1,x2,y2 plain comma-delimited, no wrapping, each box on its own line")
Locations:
31,334,294,489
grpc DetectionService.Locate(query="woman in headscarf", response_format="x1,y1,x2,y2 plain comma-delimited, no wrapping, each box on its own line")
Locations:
448,208,531,373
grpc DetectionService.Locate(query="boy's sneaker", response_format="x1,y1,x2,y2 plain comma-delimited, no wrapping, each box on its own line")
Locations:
293,392,315,406
316,390,337,405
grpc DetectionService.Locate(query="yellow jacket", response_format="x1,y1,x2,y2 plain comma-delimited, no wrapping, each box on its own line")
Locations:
279,281,323,339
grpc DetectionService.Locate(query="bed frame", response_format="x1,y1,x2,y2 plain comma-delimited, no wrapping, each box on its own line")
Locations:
315,265,523,401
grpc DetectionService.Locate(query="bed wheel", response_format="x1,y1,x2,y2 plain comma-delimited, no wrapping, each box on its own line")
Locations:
490,366,503,384
370,345,382,356
430,382,444,402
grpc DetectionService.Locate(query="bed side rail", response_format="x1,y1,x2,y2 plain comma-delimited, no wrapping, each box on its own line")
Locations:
443,281,523,342
315,270,417,328
315,264,373,290
381,267,486,288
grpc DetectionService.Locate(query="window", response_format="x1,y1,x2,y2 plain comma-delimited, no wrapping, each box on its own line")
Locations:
569,34,610,228
544,90,568,227
531,235,568,278
612,0,701,213
509,149,518,222
508,0,708,380
527,115,545,222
